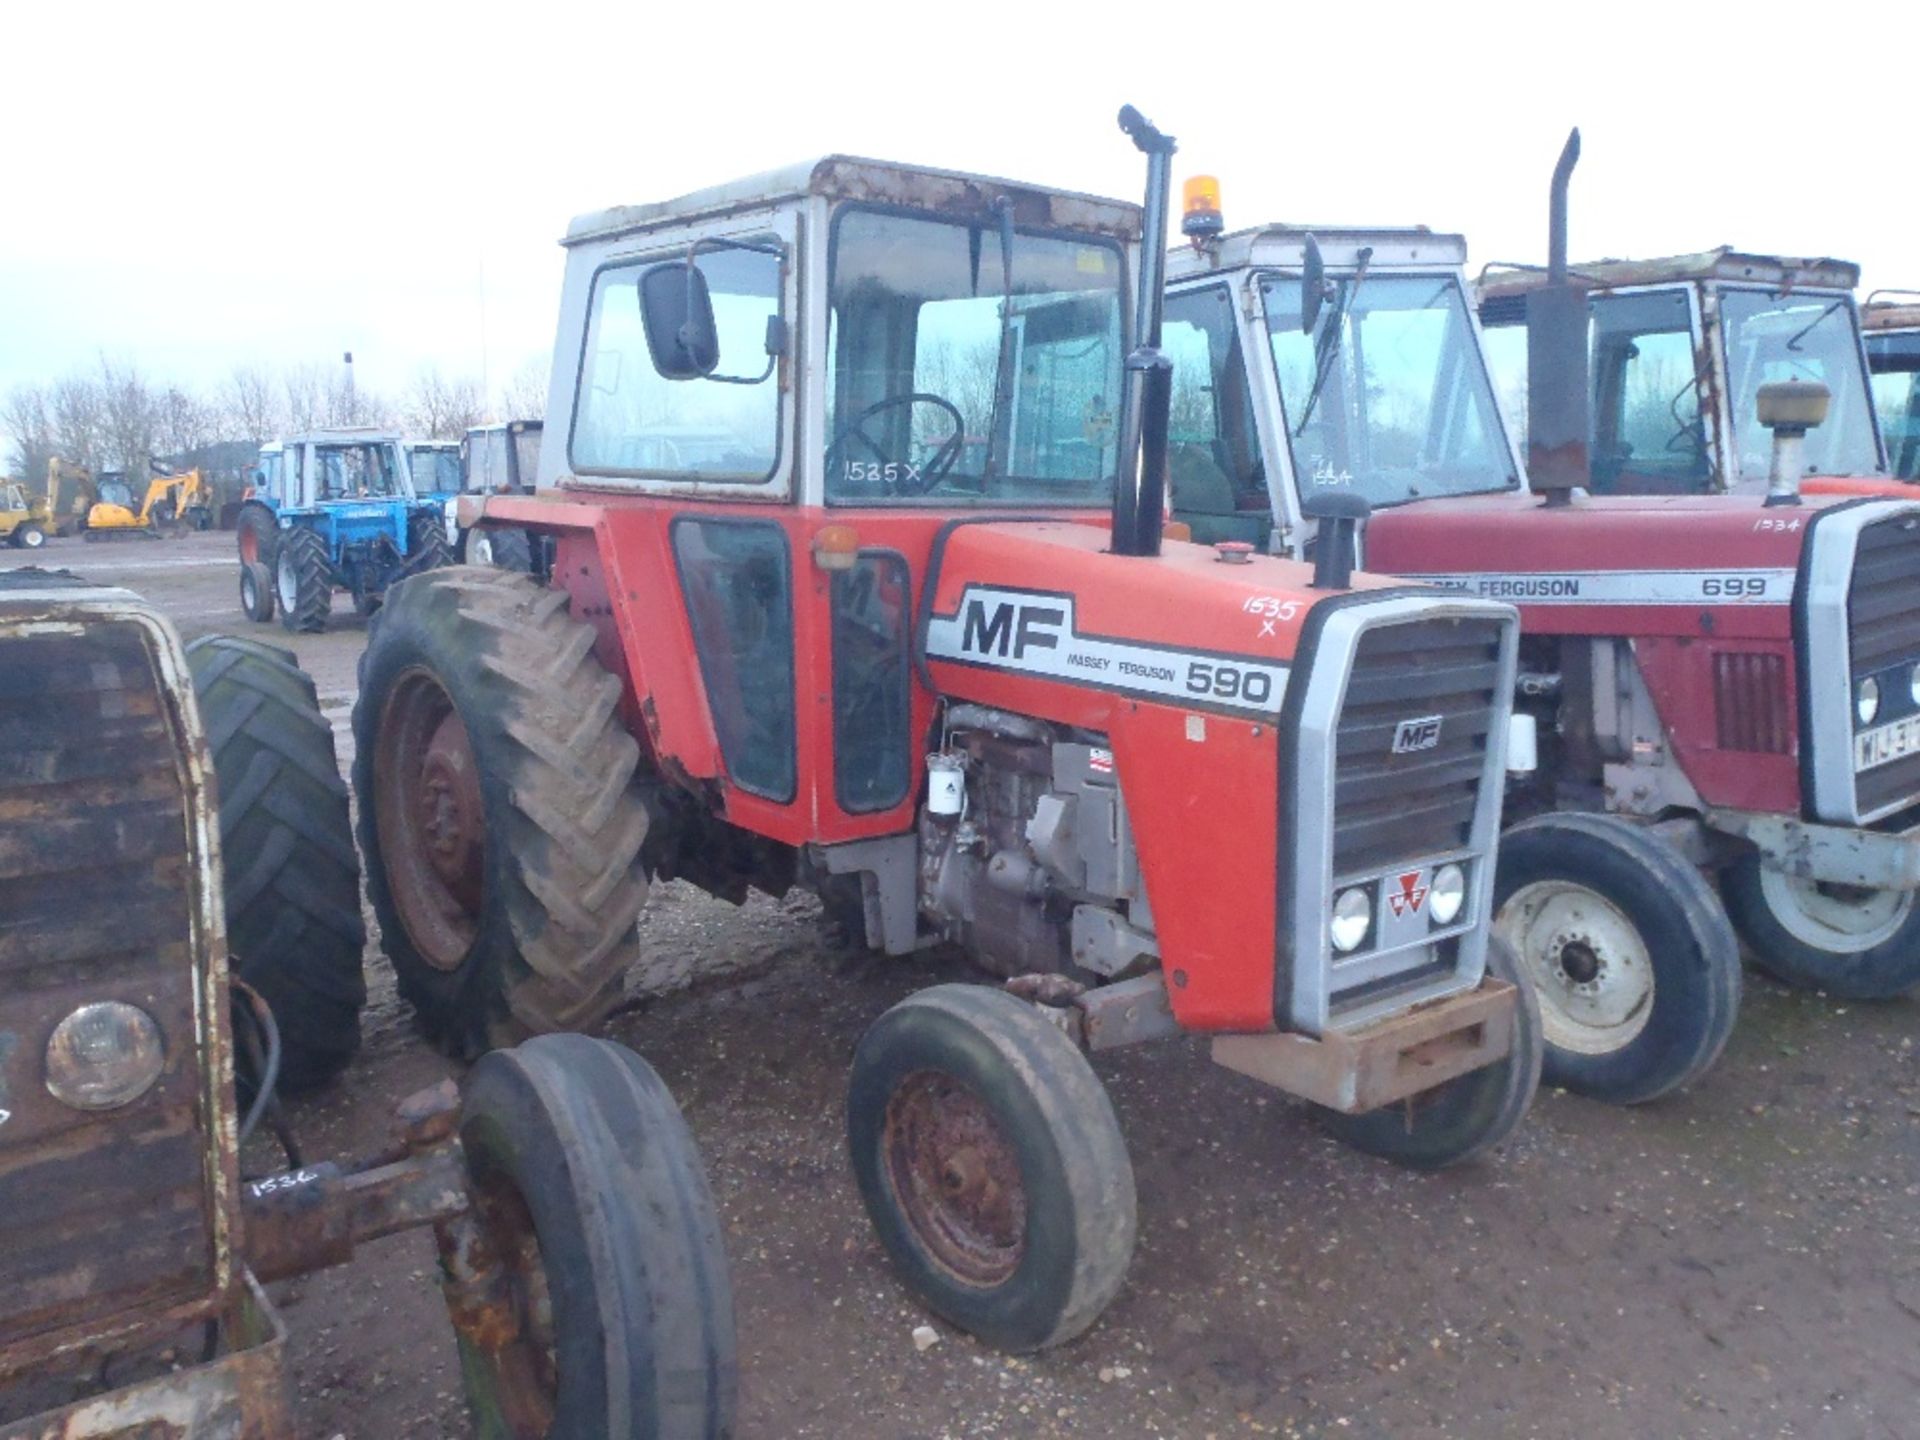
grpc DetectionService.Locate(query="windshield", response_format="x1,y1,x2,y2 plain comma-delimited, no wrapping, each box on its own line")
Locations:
1261,273,1516,508
825,207,1125,506
411,448,461,494
315,443,400,499
1720,288,1881,481
1867,330,1920,481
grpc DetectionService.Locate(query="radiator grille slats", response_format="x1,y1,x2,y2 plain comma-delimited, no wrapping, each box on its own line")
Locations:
1333,619,1504,877
1713,652,1791,754
1849,515,1920,816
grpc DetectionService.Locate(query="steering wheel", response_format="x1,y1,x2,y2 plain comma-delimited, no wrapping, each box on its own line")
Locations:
826,392,966,496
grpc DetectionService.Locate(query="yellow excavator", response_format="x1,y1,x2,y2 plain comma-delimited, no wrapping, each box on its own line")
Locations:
46,458,98,536
83,463,215,539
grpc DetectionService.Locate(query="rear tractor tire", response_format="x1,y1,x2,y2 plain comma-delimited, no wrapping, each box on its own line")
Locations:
847,984,1137,1353
471,525,534,574
14,522,46,550
352,568,651,1059
1722,853,1920,1000
408,510,455,572
237,503,279,570
455,1034,736,1440
1313,936,1543,1168
186,634,366,1091
1494,811,1741,1105
239,561,275,623
275,526,333,634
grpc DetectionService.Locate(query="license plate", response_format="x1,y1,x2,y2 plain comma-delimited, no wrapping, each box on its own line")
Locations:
1855,715,1920,771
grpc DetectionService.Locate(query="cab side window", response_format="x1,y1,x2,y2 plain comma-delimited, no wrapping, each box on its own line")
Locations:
1163,285,1267,545
1590,289,1709,493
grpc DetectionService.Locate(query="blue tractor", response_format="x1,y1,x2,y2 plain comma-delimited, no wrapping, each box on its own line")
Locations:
236,429,452,633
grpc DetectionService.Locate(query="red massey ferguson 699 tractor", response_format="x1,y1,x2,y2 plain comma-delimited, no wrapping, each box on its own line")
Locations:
1162,132,1920,1114
352,109,1544,1352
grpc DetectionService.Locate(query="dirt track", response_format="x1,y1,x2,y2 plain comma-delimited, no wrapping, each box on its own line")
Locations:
10,531,1920,1439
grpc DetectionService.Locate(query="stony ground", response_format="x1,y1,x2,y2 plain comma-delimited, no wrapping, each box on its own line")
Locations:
11,532,1920,1439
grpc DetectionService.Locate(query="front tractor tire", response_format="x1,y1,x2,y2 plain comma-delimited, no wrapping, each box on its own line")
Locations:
1313,937,1543,1169
275,526,333,634
237,502,279,570
353,568,651,1059
239,561,275,623
1494,812,1741,1105
847,984,1138,1353
1721,854,1920,1000
185,635,366,1090
456,1035,737,1440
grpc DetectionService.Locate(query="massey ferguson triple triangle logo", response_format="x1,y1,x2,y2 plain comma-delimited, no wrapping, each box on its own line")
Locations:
1387,869,1429,918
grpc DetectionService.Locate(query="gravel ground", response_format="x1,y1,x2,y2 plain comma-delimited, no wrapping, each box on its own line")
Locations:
11,531,1920,1440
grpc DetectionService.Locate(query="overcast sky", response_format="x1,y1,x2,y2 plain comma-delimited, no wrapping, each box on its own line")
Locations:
6,0,1912,439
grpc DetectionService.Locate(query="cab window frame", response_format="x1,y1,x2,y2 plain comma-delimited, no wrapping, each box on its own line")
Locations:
566,230,791,488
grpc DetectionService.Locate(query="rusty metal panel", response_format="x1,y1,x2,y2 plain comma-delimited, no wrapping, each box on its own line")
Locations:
0,1274,290,1440
0,577,238,1379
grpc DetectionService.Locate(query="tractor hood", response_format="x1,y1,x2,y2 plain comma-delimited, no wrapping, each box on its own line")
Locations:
1364,491,1840,641
919,521,1410,727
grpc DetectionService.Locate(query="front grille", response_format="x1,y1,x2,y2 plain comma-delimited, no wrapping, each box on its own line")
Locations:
1849,513,1920,818
0,620,222,1356
1333,616,1506,877
1714,652,1791,753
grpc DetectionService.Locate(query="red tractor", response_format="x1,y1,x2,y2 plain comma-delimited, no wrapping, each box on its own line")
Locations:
1162,133,1920,1113
352,109,1543,1353
1863,296,1920,480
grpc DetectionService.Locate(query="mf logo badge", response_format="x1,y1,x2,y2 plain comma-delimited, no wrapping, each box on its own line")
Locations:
1387,869,1429,918
1392,715,1443,754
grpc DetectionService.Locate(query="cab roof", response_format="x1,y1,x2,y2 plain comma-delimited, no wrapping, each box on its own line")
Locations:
1864,299,1920,333
562,155,1141,247
1167,224,1467,281
1478,247,1860,301
280,428,405,447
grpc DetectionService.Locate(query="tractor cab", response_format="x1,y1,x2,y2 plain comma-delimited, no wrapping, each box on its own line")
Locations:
462,419,543,494
1476,249,1894,496
405,438,463,499
1164,222,1521,553
1864,297,1920,480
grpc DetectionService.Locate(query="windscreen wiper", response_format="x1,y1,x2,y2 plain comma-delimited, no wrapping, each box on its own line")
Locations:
1293,246,1373,438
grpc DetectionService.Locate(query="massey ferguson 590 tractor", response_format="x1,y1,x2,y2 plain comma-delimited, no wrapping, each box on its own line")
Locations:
1163,136,1920,1113
353,108,1543,1353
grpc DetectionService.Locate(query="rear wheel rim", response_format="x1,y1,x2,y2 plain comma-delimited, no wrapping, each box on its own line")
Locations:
1757,868,1910,954
471,531,494,566
1498,880,1654,1055
882,1071,1027,1288
375,668,486,972
22,527,43,548
276,550,299,613
241,570,258,612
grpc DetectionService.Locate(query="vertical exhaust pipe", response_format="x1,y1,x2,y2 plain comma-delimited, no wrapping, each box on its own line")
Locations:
1112,105,1177,557
1526,128,1590,505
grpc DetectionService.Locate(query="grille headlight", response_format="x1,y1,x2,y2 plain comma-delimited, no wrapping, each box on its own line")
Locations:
1429,864,1467,925
1330,887,1372,953
45,1002,165,1110
1859,676,1881,726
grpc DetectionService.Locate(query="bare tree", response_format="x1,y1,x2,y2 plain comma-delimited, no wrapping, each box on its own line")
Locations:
404,365,486,438
497,355,550,422
2,384,57,489
221,365,280,446
282,364,328,432
51,375,106,470
97,357,160,478
155,385,217,462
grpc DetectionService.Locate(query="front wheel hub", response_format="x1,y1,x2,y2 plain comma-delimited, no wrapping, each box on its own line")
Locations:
882,1072,1027,1288
375,669,487,972
1499,880,1654,1056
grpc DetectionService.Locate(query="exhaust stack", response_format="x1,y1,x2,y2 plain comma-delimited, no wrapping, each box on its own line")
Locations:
1526,128,1589,507
1756,381,1829,507
1112,105,1178,558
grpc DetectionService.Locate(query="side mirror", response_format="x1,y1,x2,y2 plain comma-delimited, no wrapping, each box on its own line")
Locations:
1302,234,1326,333
639,262,719,379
